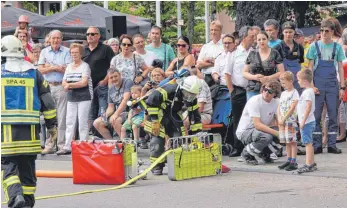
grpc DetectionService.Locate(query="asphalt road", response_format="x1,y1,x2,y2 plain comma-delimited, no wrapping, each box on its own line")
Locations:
2,142,347,208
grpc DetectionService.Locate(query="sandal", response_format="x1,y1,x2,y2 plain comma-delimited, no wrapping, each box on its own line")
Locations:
297,164,317,174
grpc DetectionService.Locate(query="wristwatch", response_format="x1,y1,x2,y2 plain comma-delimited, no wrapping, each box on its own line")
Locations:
341,86,346,90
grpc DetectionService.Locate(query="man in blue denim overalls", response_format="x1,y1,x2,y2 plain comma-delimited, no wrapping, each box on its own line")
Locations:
275,22,305,95
306,19,346,154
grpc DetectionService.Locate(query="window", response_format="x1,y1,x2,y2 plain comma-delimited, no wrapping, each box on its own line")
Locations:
49,3,60,13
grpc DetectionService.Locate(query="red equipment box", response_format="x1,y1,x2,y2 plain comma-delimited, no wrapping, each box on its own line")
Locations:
72,141,126,185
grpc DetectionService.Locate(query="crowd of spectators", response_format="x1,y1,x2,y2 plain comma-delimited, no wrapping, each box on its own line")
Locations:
14,14,347,172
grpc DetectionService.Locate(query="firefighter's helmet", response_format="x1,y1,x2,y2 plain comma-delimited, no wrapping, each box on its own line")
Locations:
1,35,24,58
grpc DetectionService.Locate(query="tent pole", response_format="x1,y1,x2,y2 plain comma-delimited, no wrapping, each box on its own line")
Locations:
156,1,161,27
205,1,210,43
38,1,42,15
61,1,67,11
104,1,108,9
177,1,181,38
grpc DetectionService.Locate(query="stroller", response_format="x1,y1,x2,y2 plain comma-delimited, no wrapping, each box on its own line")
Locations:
210,85,233,156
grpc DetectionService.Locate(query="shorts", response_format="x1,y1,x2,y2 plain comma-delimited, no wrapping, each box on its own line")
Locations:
279,123,297,144
122,114,144,130
300,121,316,145
105,112,128,129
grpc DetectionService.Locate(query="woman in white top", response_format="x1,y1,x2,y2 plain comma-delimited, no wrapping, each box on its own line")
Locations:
57,43,93,155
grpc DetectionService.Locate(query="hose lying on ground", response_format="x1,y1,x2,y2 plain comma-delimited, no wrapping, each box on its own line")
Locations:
1,150,173,204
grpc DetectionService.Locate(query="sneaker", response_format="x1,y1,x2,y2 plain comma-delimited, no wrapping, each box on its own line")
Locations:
297,164,317,174
284,163,298,171
41,148,54,155
237,156,244,162
270,153,278,160
56,149,71,155
278,161,290,169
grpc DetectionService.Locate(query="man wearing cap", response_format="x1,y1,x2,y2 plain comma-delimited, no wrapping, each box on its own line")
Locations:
294,28,310,70
274,22,304,94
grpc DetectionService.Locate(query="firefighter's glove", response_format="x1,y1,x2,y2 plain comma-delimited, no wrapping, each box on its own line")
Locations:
152,121,160,136
48,127,58,142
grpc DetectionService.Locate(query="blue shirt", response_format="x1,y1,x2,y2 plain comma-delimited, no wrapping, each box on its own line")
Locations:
145,43,175,70
268,39,282,48
306,40,346,70
38,46,72,82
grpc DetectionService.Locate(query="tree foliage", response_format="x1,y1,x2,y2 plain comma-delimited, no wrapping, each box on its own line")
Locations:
23,2,37,13
235,2,290,30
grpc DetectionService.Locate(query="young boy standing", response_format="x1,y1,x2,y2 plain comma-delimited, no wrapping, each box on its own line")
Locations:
277,71,300,171
296,69,317,174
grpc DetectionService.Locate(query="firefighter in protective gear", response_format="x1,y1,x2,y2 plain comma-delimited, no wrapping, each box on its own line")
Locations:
1,35,57,208
145,75,202,175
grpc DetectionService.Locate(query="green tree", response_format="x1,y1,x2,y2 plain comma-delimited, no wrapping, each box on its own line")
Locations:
23,2,37,13
62,1,208,44
45,11,54,16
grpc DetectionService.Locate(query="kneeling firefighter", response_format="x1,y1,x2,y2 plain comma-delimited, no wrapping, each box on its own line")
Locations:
144,75,202,175
1,35,57,208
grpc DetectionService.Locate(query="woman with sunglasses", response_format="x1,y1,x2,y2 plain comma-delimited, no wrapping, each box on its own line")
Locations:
110,35,150,86
243,31,285,100
165,36,195,77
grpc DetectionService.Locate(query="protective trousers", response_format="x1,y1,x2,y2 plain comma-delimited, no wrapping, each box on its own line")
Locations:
149,112,185,169
1,155,37,208
283,58,303,95
313,42,339,149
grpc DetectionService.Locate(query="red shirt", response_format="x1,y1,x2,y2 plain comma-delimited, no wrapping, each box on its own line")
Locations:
24,43,32,63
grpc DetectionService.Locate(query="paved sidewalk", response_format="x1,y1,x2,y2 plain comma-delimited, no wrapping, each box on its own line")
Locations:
36,141,347,179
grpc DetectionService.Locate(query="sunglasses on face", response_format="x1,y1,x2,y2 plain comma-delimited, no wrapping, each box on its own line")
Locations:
86,33,98,36
177,44,187,48
122,43,132,47
264,87,274,95
320,29,331,33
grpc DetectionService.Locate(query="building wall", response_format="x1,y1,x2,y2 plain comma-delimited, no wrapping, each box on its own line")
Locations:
216,10,235,34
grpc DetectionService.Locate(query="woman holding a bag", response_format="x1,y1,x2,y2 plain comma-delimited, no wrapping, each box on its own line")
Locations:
243,31,284,100
110,34,150,86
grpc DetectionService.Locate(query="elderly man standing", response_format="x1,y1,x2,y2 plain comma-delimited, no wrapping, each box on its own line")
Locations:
224,26,255,157
39,30,72,154
82,26,115,134
264,19,282,48
197,20,224,86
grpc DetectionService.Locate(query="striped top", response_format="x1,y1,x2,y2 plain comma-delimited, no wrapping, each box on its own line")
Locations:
63,61,93,102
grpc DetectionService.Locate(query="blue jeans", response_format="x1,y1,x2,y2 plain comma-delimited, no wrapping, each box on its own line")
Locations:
89,85,108,122
246,91,259,101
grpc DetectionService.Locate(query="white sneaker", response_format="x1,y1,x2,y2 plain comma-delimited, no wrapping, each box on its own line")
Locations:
270,153,278,160
237,156,244,162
